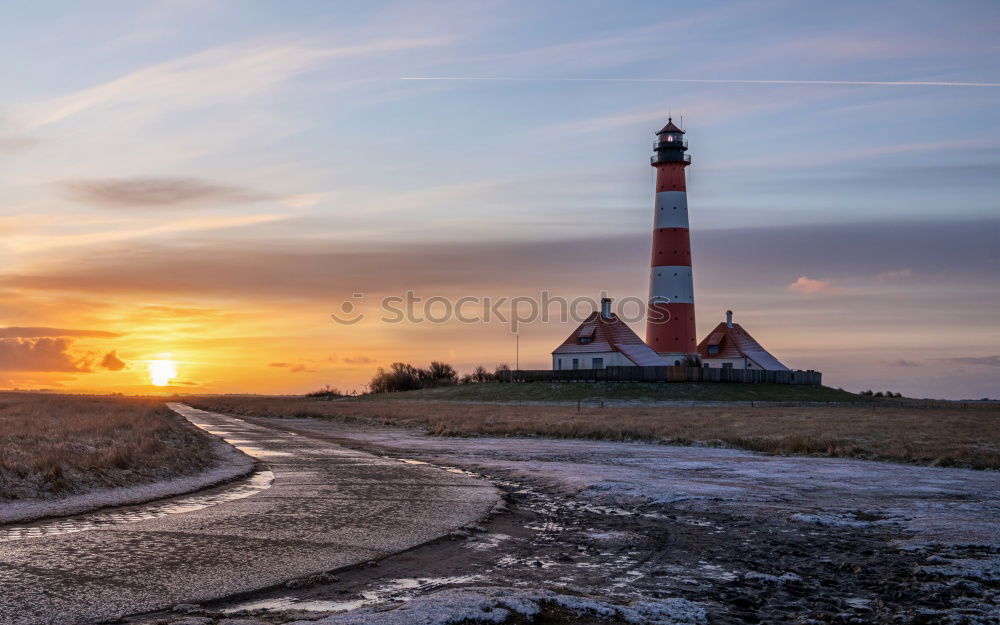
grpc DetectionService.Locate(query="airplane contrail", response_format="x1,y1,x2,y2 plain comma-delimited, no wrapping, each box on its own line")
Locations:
400,77,1000,88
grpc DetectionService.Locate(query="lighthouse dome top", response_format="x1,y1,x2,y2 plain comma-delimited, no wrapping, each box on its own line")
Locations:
656,118,684,135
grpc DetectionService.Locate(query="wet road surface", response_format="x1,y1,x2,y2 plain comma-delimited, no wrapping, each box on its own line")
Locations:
0,404,498,625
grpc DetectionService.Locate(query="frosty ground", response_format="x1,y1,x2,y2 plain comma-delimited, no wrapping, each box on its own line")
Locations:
131,410,999,625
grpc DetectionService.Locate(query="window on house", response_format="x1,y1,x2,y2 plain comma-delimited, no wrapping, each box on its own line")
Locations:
592,357,604,369
580,337,592,344
557,358,562,370
722,362,733,369
572,358,579,370
707,345,719,355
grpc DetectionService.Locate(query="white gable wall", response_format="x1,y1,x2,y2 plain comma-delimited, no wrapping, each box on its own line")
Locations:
552,351,634,370
702,356,768,370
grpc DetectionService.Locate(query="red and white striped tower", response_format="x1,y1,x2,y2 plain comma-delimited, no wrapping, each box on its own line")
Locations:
645,118,697,362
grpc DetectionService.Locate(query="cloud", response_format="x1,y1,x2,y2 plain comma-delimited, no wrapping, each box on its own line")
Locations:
0,327,120,338
62,177,271,208
945,356,1000,367
99,350,126,371
341,356,377,365
400,77,1000,88
786,276,840,295
0,338,88,372
877,269,913,282
878,359,922,367
0,136,39,153
269,362,313,373
6,212,293,255
2,217,996,302
17,39,450,131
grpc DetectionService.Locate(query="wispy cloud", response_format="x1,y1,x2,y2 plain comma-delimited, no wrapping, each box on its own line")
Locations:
786,276,841,295
400,77,1000,88
269,361,312,373
878,358,923,367
342,355,377,365
876,269,913,283
945,355,1000,367
0,136,39,153
17,38,451,131
6,213,293,254
0,327,120,338
62,177,271,208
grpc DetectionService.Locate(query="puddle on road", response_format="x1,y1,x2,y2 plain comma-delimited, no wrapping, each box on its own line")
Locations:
223,575,483,614
0,468,275,542
385,457,480,479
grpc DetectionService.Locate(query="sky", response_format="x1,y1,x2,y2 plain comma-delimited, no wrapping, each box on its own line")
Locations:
1,0,998,399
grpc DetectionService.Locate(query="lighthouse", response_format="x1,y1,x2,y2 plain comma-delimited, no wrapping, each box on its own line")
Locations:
550,118,796,373
646,119,697,363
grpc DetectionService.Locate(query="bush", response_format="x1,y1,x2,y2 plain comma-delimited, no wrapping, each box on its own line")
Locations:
460,366,497,385
681,354,702,367
418,361,458,387
369,361,458,393
304,385,343,400
494,363,511,382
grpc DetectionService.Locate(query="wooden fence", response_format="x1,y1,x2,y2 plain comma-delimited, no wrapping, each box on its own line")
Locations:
499,366,822,386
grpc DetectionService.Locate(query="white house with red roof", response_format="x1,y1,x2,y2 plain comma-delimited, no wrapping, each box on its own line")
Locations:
696,311,789,371
552,298,667,370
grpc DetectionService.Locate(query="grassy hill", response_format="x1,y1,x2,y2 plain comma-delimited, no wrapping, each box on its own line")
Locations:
360,382,862,404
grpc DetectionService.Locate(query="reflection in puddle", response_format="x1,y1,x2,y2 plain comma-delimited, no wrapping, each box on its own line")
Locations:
224,575,482,614
237,447,294,458
385,457,479,479
0,469,274,542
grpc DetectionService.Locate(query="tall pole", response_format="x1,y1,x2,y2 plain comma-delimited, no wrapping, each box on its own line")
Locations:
515,334,519,381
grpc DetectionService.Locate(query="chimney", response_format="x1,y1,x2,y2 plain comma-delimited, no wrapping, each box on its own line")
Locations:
726,310,733,328
601,297,613,319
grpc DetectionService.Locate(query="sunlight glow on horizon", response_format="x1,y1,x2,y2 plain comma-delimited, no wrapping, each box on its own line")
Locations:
147,360,178,387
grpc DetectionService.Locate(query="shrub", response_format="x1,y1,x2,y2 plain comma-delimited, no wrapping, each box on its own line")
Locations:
370,362,423,393
418,361,458,387
304,385,343,400
494,363,511,382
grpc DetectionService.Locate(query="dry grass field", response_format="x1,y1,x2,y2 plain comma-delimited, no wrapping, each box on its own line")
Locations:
0,393,216,501
189,394,1000,469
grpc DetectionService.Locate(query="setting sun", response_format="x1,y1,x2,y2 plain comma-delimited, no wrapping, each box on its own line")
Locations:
147,360,178,387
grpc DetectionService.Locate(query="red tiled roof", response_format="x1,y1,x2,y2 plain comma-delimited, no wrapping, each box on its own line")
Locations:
696,322,789,371
553,312,666,366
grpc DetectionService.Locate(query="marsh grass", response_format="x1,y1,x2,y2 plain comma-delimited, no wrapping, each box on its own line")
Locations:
188,395,1000,470
0,393,215,501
